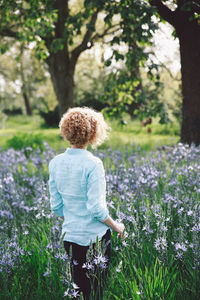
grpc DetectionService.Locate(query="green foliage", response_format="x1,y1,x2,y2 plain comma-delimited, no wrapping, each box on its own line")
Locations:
39,106,60,128
0,0,108,60
167,82,182,125
6,133,45,155
0,41,48,116
3,108,23,116
0,0,173,126
75,90,107,112
0,217,67,300
105,0,158,66
103,69,169,124
105,239,178,299
101,0,169,123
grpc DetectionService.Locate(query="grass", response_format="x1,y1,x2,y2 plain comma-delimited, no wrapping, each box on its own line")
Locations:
0,114,180,152
1,143,199,299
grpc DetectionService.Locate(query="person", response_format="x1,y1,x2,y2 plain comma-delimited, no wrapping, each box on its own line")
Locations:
48,107,125,299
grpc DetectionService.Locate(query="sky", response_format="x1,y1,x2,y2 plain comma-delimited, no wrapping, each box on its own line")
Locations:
152,23,180,74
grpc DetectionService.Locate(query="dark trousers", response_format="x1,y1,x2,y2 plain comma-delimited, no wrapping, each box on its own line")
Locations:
64,229,111,299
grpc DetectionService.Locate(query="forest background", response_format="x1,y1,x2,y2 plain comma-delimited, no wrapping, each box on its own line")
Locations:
1,0,199,151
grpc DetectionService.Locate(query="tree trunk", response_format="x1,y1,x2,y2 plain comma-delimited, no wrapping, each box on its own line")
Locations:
150,0,200,145
127,43,143,119
129,68,142,119
19,44,32,116
23,91,32,116
46,51,75,118
177,24,200,145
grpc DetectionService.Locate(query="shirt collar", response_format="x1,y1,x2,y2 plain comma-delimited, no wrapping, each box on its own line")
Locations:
65,148,89,155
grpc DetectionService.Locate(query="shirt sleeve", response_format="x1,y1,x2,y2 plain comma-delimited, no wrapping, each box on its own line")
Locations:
48,159,64,217
86,159,109,222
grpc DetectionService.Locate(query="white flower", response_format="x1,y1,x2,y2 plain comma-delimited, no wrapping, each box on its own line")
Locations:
93,254,108,265
154,237,167,251
116,261,122,273
122,241,128,247
187,210,193,216
72,283,79,289
178,207,184,214
35,213,41,219
175,242,187,252
82,262,93,270
73,260,78,265
71,289,80,298
64,289,70,297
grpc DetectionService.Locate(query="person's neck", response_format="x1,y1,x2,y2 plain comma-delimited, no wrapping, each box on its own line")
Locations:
71,144,87,150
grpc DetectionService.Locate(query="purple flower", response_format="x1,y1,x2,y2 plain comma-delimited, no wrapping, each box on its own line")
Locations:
43,270,51,277
71,289,80,298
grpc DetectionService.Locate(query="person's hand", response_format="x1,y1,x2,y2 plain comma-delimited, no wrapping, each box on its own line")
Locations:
102,216,126,239
114,222,125,239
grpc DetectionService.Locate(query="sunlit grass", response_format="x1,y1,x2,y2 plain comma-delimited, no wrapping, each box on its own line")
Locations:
0,114,180,151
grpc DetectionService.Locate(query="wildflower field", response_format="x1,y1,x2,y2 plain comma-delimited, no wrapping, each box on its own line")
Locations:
0,143,199,299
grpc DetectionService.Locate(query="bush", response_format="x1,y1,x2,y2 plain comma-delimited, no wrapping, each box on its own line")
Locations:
6,133,45,156
75,91,107,112
3,108,23,115
39,106,60,127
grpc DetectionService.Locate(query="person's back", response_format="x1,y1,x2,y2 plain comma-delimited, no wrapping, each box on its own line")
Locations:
49,147,109,246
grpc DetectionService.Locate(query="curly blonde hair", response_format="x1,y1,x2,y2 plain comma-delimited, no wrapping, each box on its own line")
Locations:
59,107,110,148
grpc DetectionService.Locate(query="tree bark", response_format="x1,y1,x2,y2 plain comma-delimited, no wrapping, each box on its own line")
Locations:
44,0,99,118
46,51,75,118
129,64,143,119
126,42,143,118
23,91,32,116
150,0,200,145
178,24,200,145
19,45,32,116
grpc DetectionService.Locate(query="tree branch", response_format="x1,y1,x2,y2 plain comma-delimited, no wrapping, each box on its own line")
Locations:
150,0,177,27
44,0,69,61
71,9,99,62
0,28,18,38
90,24,121,44
54,0,69,38
177,0,200,18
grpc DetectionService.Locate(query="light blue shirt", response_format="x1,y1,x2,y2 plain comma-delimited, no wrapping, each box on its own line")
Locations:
48,148,109,246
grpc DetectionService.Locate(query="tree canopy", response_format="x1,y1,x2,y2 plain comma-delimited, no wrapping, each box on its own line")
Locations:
0,0,200,144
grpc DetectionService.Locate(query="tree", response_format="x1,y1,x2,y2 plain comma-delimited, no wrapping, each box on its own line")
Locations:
0,39,47,115
102,0,168,123
18,44,32,116
149,0,200,145
0,0,121,117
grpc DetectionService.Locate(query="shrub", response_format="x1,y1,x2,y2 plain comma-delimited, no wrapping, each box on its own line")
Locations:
75,91,107,112
3,108,23,115
6,133,45,156
39,106,60,127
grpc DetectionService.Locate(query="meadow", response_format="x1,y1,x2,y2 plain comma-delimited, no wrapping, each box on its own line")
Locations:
0,139,199,299
0,115,179,152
